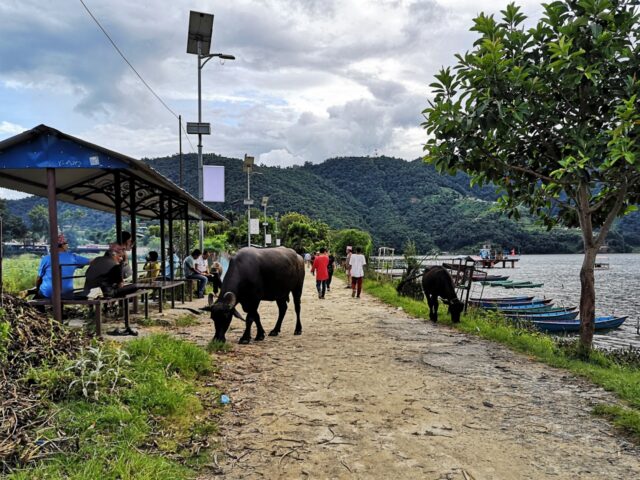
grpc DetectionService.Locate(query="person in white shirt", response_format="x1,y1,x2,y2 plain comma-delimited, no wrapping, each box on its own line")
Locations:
348,246,366,298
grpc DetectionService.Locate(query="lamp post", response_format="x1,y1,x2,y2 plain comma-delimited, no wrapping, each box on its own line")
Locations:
261,196,269,247
186,11,234,250
243,155,255,247
274,212,279,246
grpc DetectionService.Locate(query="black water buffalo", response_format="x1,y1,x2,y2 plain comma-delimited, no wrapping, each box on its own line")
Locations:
422,266,464,323
211,247,304,344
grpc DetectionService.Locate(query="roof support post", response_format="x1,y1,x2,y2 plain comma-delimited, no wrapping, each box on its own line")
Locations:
160,195,166,280
184,207,190,260
46,168,62,322
114,171,122,243
129,178,139,313
168,198,175,280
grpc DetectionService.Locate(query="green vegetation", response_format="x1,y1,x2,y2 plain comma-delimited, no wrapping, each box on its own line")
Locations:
8,334,220,479
363,276,640,441
422,0,640,351
9,154,640,254
2,254,40,293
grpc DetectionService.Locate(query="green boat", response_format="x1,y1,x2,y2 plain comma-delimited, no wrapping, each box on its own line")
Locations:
503,282,544,289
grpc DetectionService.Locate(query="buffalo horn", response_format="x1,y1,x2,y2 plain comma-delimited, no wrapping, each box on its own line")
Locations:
223,292,237,306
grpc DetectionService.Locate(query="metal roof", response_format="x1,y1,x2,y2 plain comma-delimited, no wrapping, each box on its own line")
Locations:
0,124,225,221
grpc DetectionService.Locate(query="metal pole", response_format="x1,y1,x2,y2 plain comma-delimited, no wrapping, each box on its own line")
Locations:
247,170,251,247
263,203,267,247
275,213,278,246
197,41,205,252
179,115,183,188
168,199,174,280
160,195,166,279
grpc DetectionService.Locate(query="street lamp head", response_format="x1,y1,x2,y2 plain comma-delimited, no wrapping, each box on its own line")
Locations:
261,196,269,207
216,54,235,60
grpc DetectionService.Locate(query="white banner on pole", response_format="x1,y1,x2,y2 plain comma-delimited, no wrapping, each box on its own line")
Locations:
249,218,260,235
276,238,281,246
203,165,225,202
265,234,272,245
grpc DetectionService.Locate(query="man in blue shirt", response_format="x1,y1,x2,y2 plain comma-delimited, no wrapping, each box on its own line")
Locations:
36,234,92,299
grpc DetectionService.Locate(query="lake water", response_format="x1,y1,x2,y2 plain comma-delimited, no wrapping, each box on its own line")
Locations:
469,254,640,350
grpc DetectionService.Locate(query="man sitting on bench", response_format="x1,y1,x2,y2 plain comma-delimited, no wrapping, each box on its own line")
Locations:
35,233,93,301
83,244,146,336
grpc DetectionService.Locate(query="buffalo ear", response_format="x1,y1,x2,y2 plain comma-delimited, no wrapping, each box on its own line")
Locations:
232,308,245,321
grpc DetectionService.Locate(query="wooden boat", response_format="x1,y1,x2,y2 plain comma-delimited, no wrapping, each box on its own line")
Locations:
472,274,510,282
470,296,533,302
469,298,553,308
503,282,544,289
531,316,627,333
494,306,576,314
506,310,579,321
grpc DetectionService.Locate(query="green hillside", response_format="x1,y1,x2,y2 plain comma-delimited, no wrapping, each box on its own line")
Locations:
6,154,639,253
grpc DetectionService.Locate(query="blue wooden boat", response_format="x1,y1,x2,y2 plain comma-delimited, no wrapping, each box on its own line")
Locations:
505,310,579,321
531,316,628,333
470,296,534,303
470,298,553,308
497,306,576,314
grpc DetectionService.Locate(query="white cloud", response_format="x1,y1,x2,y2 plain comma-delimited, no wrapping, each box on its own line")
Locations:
0,0,547,176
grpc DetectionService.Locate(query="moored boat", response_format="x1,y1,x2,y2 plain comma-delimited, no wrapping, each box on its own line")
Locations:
530,316,627,333
503,282,544,289
505,310,579,321
469,298,553,308
470,296,534,302
495,306,576,314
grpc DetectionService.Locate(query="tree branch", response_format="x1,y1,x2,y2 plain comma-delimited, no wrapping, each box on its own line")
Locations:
595,179,629,248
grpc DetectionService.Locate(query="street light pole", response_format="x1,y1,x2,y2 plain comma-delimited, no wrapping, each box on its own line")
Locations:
187,11,234,251
243,155,255,247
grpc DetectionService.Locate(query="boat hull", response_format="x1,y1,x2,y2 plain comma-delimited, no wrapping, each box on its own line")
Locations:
532,316,627,333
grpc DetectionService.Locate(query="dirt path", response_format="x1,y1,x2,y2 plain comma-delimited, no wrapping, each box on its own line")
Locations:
178,278,640,479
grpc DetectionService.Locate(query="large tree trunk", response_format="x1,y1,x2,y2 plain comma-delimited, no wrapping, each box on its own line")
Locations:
578,244,598,353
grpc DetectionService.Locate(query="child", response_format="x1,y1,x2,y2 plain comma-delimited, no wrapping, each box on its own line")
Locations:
143,251,160,282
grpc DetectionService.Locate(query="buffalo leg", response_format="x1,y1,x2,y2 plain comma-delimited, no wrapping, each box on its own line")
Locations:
253,308,266,341
293,288,302,335
269,298,288,336
427,294,439,322
239,307,257,344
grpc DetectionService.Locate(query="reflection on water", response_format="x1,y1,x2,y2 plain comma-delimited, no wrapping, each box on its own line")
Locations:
469,254,640,350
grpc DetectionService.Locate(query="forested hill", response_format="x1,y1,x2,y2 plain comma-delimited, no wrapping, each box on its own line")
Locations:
6,153,639,253
143,153,636,253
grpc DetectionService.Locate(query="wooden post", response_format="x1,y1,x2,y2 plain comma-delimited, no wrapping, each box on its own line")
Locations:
114,172,122,242
160,194,166,281
129,178,138,313
168,199,174,280
46,168,62,322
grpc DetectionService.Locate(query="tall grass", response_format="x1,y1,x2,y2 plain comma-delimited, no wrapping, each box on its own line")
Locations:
8,334,219,479
2,254,40,293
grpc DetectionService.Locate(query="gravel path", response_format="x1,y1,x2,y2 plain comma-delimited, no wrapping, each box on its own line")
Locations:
175,277,640,479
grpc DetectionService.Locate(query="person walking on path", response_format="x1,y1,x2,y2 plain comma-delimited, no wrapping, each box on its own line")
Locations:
349,246,366,298
344,246,353,288
311,247,330,299
326,250,335,292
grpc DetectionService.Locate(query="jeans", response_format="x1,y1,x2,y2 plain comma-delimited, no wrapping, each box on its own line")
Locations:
316,279,327,298
187,273,208,297
351,276,363,297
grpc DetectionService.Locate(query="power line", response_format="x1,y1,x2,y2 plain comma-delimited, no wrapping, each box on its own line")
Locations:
78,0,179,119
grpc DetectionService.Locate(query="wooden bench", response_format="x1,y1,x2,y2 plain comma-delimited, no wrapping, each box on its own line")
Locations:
28,290,150,336
144,280,185,312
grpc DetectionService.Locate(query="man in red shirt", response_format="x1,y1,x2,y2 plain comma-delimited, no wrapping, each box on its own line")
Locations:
311,247,330,299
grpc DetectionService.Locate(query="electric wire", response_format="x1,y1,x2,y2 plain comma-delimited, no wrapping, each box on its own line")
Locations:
78,0,198,155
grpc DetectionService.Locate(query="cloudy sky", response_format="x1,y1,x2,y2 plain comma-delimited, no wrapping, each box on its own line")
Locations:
0,0,544,199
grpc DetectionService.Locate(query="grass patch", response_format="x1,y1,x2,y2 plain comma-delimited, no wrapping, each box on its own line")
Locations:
7,334,219,479
362,276,640,441
207,338,234,353
175,314,199,327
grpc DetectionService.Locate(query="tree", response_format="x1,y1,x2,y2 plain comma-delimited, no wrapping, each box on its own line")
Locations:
422,1,640,353
278,212,330,253
28,205,49,241
332,229,373,259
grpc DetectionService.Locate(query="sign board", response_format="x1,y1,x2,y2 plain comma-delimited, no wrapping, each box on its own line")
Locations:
203,165,224,202
249,218,260,235
276,238,281,246
265,234,272,245
243,199,254,206
186,122,211,135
